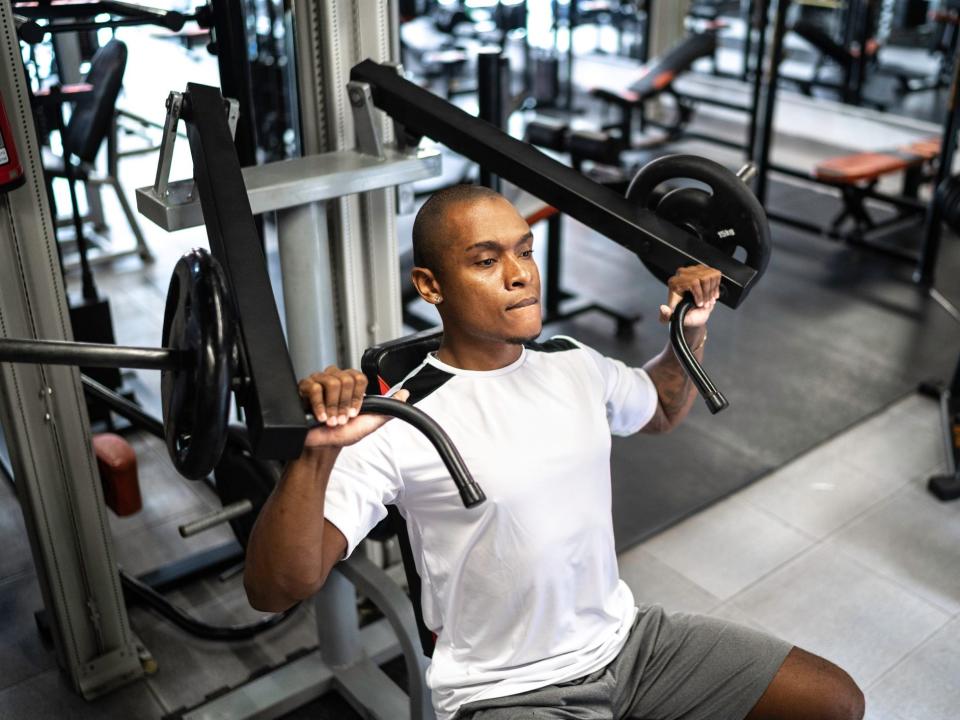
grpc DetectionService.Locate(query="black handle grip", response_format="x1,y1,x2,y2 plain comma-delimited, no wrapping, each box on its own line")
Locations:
306,396,485,508
668,295,729,414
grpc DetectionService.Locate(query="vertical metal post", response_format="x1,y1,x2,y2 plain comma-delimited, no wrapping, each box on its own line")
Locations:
753,0,789,206
278,202,339,375
545,212,563,318
478,48,506,192
640,0,653,63
741,0,756,81
0,2,142,698
565,0,577,110
289,0,401,367
746,0,770,159
917,47,960,286
209,0,259,169
850,0,871,105
286,0,405,688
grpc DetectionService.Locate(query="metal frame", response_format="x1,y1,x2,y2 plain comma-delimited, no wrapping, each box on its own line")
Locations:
351,59,759,308
0,2,142,698
750,0,943,276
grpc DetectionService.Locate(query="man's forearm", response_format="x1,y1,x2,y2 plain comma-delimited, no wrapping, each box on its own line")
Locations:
642,326,706,433
244,446,340,611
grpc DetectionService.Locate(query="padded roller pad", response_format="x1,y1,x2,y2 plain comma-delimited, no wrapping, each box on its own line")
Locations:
92,433,142,517
813,137,940,184
524,117,570,152
568,128,624,166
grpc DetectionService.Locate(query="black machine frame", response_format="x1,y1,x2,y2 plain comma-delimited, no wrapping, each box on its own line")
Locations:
351,60,760,308
750,0,954,283
143,62,769,463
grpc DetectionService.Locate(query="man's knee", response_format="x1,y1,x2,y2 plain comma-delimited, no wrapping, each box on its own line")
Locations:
747,647,864,720
812,652,864,720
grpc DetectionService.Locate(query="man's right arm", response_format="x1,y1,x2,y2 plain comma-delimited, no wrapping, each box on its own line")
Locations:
244,446,348,613
243,365,408,613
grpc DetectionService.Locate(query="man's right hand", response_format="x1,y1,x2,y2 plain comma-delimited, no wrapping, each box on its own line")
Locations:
298,366,409,449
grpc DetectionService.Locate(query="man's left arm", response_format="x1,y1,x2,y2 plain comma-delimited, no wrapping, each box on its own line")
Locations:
641,265,721,434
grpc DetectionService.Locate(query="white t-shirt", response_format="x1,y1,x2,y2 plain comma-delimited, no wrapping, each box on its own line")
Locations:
324,336,659,719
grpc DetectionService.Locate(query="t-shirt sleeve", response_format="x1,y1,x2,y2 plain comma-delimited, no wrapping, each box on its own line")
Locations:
324,427,403,559
560,335,660,436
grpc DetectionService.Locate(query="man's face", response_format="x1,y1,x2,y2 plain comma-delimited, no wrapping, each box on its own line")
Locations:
436,196,542,344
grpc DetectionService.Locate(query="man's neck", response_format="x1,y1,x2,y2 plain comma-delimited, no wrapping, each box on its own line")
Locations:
435,334,524,371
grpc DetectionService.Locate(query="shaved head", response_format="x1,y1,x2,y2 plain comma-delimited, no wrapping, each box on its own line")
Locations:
412,184,504,275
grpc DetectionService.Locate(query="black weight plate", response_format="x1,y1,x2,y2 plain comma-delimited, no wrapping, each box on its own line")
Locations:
161,249,236,480
625,154,772,299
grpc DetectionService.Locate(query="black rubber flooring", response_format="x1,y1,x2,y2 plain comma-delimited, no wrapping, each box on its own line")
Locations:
545,179,960,550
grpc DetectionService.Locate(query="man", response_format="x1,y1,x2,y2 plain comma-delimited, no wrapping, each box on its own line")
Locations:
245,185,865,720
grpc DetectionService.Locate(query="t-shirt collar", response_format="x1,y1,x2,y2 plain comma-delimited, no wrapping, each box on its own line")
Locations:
426,346,527,377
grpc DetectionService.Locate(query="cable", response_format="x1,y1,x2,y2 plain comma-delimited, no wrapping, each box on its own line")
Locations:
120,569,299,642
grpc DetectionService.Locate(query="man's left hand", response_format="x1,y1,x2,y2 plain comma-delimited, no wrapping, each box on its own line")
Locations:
659,265,722,328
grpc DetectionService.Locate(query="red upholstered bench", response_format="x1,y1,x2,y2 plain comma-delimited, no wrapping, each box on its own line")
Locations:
811,137,940,236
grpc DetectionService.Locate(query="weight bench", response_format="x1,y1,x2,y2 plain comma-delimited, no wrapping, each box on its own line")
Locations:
588,31,719,143
812,137,940,238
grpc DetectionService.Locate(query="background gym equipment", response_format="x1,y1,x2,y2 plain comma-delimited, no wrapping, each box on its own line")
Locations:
749,0,954,283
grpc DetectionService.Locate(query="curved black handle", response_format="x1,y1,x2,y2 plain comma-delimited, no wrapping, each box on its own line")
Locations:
306,397,485,508
669,296,729,414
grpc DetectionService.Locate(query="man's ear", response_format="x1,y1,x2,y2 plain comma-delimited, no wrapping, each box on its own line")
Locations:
411,266,442,304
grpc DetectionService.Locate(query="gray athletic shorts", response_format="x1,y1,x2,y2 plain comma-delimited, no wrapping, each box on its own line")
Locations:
454,605,792,720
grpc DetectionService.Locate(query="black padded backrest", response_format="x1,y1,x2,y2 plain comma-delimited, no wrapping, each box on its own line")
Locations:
790,20,852,69
63,39,127,164
361,328,443,394
360,328,443,658
628,31,717,99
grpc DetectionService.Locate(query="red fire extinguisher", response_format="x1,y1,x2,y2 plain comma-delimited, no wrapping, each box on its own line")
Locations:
0,96,26,193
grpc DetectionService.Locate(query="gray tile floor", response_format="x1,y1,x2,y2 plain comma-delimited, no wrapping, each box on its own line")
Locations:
619,393,959,720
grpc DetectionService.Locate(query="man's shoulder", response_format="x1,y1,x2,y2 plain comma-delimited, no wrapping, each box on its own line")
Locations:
392,361,455,405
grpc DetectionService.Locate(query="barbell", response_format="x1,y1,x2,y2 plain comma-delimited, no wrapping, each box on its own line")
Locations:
0,249,484,508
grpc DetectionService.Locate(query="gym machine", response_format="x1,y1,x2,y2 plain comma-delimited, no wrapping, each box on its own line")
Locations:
750,0,950,280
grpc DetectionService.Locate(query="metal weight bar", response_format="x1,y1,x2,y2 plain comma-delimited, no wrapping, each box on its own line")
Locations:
0,332,484,506
0,339,183,370
350,60,761,308
179,501,254,538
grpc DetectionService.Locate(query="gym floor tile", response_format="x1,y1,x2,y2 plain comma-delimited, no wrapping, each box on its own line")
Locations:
616,545,722,615
723,543,950,688
0,573,57,693
164,571,316,633
826,479,960,616
107,434,219,540
738,450,903,540
131,597,317,714
700,599,773,634
0,669,164,720
640,496,813,600
111,510,238,579
823,402,945,487
865,617,960,720
0,480,34,582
